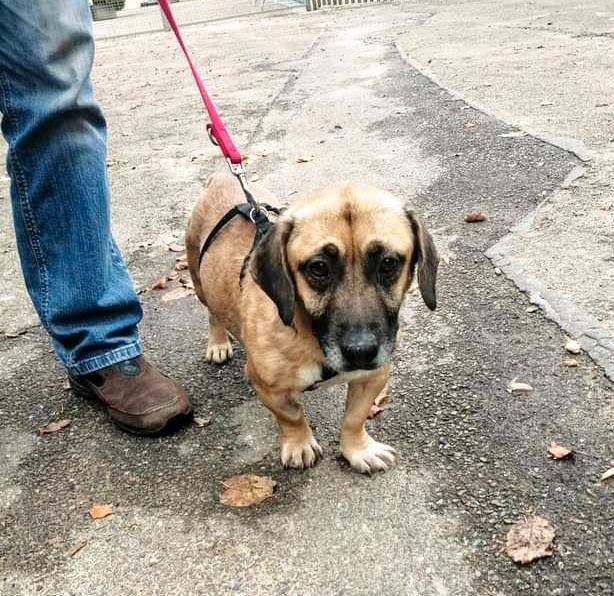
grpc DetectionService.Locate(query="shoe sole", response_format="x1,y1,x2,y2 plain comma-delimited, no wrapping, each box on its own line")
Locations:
68,376,193,437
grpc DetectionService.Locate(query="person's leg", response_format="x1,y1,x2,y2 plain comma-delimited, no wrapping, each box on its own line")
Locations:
0,0,142,373
0,0,191,433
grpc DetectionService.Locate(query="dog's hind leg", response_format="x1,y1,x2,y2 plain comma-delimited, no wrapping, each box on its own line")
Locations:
340,365,398,474
206,313,233,364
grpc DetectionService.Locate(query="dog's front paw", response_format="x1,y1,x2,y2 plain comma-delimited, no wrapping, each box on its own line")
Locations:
206,340,233,364
342,437,398,474
280,435,323,470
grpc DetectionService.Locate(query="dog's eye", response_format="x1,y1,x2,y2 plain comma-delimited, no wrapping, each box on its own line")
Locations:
307,259,330,279
379,256,400,276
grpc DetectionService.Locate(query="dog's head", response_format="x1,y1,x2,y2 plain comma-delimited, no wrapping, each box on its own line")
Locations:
250,184,438,372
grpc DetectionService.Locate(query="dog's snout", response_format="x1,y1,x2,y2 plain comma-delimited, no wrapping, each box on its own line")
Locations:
339,328,379,369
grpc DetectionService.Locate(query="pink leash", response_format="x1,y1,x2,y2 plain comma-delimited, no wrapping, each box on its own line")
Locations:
158,0,243,166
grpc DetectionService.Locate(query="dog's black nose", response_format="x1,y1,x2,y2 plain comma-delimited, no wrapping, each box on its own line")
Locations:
340,329,379,369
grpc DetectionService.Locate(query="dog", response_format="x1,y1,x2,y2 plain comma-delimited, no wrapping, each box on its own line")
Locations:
186,172,438,473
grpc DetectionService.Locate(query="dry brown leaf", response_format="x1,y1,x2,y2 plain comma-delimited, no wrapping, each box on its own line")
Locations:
220,474,275,507
296,155,314,163
506,378,533,394
563,357,578,368
368,405,384,419
174,260,188,271
37,419,71,436
601,467,614,482
150,276,167,290
161,287,195,302
178,275,194,290
464,211,488,223
167,270,180,281
547,441,574,460
88,502,113,519
505,515,555,564
564,337,581,354
193,417,211,428
167,242,185,253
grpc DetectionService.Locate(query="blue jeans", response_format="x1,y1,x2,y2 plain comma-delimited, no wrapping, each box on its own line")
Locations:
0,0,143,374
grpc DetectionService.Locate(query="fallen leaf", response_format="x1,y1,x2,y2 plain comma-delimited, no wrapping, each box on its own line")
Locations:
167,242,185,253
564,337,581,354
506,515,555,564
368,404,384,419
220,474,275,507
88,502,113,519
464,121,476,129
161,287,195,302
464,211,488,223
601,467,614,482
63,379,71,391
5,329,26,338
193,417,211,428
374,386,388,407
167,270,180,281
178,275,194,290
499,131,528,139
174,260,188,271
150,276,167,290
37,419,71,436
563,357,578,367
296,155,314,163
67,538,87,558
526,305,539,313
547,441,574,460
506,378,533,394
600,203,612,211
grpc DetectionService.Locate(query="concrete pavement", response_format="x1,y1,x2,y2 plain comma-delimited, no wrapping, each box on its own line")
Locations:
1,3,612,595
397,0,614,379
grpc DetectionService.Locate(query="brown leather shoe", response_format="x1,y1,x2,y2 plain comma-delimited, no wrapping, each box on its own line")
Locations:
68,356,192,435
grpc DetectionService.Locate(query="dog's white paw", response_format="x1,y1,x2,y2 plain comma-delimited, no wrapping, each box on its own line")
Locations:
342,437,398,474
206,340,233,364
280,436,323,470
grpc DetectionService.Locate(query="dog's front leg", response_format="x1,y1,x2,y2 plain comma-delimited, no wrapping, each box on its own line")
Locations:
340,365,398,474
252,382,322,469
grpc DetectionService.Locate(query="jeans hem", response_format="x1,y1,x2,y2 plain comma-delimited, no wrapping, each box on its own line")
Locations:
67,341,143,376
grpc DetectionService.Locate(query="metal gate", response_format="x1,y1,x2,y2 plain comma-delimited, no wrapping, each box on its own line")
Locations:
306,0,396,10
92,0,305,40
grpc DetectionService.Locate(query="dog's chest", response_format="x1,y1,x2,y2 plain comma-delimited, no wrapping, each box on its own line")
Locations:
298,363,372,392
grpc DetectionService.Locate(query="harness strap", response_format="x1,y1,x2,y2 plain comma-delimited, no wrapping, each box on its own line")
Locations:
198,203,283,267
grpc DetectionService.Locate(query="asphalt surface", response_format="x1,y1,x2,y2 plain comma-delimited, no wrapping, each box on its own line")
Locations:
1,5,612,596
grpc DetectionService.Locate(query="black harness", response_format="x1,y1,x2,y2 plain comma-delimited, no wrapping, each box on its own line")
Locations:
197,167,283,267
197,200,282,267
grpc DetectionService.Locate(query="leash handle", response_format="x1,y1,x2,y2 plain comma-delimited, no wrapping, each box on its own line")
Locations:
158,0,243,164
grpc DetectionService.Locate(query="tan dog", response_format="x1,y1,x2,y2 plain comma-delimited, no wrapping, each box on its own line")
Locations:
186,173,438,473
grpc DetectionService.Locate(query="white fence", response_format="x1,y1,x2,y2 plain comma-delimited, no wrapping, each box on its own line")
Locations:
92,0,305,40
306,0,396,10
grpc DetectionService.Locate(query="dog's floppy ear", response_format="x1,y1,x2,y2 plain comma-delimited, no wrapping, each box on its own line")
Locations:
250,219,295,326
406,209,439,310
